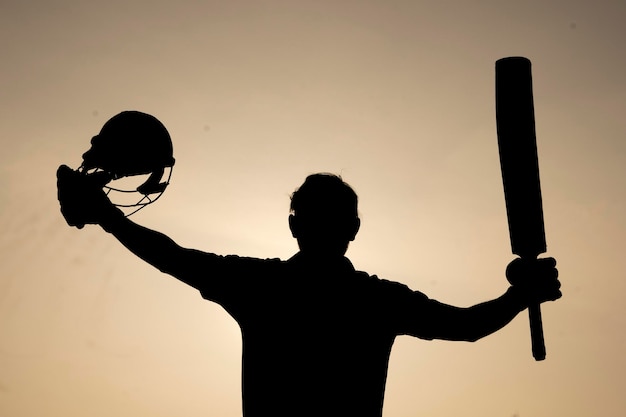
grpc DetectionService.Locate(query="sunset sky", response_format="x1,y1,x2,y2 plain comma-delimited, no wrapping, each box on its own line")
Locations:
1,1,625,416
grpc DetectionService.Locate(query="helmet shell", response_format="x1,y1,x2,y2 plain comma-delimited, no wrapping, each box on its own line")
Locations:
82,111,175,178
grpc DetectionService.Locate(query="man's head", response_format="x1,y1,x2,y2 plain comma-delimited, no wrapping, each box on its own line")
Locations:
289,173,360,257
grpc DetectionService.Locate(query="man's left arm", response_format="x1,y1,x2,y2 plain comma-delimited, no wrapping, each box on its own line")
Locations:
404,258,561,342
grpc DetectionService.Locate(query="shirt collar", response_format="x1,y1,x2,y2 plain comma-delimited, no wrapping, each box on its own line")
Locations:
287,251,356,274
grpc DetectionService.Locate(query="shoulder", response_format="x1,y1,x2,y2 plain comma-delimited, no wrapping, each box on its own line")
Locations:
354,270,410,291
354,270,430,301
220,254,284,270
197,254,284,301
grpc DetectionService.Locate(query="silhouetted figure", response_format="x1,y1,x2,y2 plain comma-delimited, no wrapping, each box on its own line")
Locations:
57,170,561,417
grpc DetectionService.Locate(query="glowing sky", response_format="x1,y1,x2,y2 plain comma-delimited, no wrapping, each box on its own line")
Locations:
1,1,625,416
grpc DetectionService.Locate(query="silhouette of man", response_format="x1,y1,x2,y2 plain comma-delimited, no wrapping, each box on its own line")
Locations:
57,169,561,417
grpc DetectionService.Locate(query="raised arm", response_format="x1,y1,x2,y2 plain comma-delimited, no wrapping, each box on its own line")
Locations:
101,214,219,290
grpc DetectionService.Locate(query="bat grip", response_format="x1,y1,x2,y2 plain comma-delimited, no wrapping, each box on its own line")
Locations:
529,302,546,361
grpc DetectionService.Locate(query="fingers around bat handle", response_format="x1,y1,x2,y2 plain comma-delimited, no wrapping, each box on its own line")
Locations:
506,256,558,286
503,257,555,361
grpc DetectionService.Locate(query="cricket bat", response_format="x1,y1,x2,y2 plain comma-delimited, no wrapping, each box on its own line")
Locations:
495,57,547,361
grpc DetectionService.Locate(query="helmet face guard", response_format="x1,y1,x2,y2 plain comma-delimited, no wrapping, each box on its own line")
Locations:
79,111,175,216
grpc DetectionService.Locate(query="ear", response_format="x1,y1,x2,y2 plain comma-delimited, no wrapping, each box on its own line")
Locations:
349,217,361,241
288,214,298,238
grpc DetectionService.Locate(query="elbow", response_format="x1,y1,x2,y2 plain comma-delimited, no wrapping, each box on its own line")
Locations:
431,331,484,343
463,334,483,343
462,326,492,342
451,326,489,342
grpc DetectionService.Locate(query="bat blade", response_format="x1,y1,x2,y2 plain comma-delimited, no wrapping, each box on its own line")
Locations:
496,57,546,258
496,57,547,360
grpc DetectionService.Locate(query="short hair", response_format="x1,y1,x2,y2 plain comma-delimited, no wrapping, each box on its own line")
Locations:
290,173,358,217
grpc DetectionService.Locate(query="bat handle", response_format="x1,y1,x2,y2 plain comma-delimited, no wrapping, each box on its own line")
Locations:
529,302,546,361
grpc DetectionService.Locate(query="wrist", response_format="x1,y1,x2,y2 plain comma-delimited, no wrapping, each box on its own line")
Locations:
505,285,529,312
99,206,125,233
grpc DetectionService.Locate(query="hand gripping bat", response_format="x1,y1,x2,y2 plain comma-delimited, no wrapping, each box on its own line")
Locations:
495,57,548,361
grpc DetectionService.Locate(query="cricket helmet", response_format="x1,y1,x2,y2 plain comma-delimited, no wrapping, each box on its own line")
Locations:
79,110,175,215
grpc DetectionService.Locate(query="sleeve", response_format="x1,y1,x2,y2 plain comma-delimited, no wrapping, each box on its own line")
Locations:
375,277,442,340
196,254,282,319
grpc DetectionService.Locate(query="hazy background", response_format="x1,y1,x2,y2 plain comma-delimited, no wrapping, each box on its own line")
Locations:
1,1,624,416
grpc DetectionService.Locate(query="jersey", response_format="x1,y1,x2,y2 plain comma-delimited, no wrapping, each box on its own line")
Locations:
196,252,439,417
